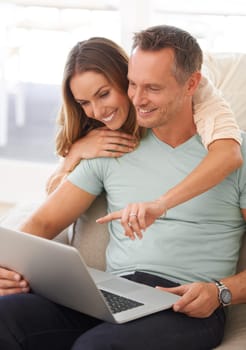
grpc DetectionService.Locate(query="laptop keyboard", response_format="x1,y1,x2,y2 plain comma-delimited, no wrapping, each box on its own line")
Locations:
100,289,144,314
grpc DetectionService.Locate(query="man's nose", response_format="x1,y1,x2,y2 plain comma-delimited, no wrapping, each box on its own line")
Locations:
129,88,146,106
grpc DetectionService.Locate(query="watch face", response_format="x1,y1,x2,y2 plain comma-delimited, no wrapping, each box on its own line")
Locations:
221,289,232,304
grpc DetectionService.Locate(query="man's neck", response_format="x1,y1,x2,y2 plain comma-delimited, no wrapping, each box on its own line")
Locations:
152,116,197,148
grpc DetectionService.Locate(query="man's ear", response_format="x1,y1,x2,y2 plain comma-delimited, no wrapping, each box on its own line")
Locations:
186,71,201,96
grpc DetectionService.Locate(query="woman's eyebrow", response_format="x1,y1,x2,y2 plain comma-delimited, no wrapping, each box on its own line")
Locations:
75,84,109,103
93,84,109,96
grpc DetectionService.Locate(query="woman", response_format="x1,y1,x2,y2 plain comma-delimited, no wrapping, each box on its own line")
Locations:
46,38,143,193
47,37,242,226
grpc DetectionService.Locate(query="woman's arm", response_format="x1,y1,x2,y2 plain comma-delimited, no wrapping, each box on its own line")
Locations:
46,127,136,194
97,77,243,237
97,140,242,239
156,139,242,210
158,76,243,211
158,75,243,210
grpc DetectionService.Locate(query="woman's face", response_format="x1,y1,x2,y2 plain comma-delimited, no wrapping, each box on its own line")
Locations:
70,71,130,130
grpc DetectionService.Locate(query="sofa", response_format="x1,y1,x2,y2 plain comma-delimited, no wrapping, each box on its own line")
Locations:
1,52,246,348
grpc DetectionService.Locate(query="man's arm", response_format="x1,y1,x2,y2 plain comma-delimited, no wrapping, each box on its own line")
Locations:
158,271,246,318
20,180,96,239
0,180,97,296
158,208,246,318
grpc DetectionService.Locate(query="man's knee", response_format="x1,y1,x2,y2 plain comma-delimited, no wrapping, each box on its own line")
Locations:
0,295,24,350
71,325,126,350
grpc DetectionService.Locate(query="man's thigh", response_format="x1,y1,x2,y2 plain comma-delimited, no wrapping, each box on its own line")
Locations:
72,307,225,350
0,293,101,350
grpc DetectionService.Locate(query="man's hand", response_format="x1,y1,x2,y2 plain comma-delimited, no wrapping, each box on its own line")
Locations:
0,267,30,296
157,282,220,318
96,200,167,240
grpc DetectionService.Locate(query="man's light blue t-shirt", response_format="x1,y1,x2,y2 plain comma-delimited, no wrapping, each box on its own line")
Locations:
68,130,246,285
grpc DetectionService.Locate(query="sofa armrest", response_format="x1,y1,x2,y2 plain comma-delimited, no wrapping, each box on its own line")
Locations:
214,304,246,349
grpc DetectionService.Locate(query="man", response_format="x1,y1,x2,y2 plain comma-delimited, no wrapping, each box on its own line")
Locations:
98,24,246,320
0,25,245,350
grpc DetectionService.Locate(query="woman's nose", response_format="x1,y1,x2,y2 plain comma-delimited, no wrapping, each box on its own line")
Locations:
91,103,103,120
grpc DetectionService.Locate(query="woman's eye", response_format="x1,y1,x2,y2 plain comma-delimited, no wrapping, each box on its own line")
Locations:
79,101,88,107
76,99,89,107
100,91,109,98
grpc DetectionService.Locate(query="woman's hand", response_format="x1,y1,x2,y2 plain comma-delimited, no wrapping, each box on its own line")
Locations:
0,267,30,296
47,127,137,194
96,199,167,240
69,127,137,161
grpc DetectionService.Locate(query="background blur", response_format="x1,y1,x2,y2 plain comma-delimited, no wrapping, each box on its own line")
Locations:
0,0,246,206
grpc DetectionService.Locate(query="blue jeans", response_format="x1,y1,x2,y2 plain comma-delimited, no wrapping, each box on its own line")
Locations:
0,272,225,350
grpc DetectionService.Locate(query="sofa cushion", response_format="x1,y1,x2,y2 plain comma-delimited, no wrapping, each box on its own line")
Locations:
214,233,246,349
71,193,109,270
203,52,246,131
237,234,246,272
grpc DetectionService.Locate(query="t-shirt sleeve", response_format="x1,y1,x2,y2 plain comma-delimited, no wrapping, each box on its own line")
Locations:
193,75,242,149
67,159,104,196
237,135,246,209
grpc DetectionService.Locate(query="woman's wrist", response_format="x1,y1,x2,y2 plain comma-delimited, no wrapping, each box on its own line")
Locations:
154,196,168,218
60,151,81,173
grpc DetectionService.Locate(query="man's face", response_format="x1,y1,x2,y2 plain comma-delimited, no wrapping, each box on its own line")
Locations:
128,47,189,130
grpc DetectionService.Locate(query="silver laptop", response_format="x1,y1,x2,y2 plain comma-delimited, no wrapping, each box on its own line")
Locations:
0,226,179,324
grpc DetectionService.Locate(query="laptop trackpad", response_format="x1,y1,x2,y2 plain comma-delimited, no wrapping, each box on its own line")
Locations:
97,277,142,294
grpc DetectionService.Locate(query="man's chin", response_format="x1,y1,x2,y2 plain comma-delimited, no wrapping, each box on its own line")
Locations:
136,116,153,128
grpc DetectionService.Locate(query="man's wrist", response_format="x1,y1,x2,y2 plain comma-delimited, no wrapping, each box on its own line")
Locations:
214,280,232,307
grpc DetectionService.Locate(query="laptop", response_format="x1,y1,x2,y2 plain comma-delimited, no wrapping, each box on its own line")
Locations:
0,225,180,324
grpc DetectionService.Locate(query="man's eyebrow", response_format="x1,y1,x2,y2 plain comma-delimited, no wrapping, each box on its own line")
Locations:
127,79,162,88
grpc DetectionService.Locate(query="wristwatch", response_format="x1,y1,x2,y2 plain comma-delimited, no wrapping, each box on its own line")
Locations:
214,280,232,307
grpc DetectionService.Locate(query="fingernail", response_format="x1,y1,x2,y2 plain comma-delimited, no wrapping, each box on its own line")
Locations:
173,305,180,312
20,280,27,287
14,274,21,281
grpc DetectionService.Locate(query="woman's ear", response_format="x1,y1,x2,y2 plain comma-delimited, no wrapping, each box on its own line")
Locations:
186,71,202,96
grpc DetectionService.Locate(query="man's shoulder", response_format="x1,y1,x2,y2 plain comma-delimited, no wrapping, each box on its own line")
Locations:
71,157,113,177
240,131,246,154
241,130,246,143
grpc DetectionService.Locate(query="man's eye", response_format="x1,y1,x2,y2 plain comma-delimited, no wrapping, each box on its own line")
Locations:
149,86,160,91
129,81,136,88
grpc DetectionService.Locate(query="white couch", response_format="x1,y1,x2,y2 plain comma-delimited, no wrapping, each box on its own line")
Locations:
1,52,246,349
